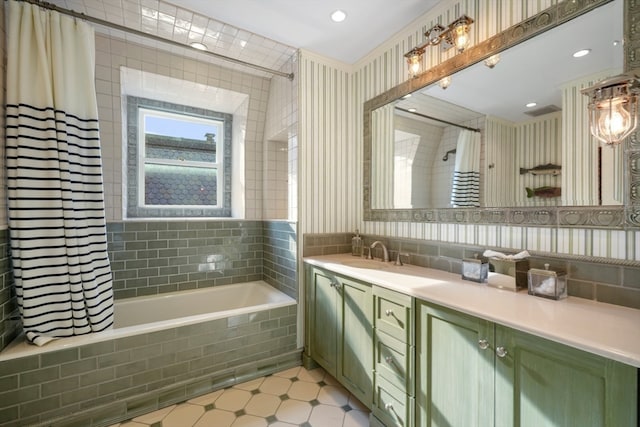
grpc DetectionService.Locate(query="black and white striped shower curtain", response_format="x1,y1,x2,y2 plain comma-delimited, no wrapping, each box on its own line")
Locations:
450,130,481,207
6,1,114,346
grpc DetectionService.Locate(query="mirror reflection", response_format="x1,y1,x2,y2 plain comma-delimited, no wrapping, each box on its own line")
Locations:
371,0,624,210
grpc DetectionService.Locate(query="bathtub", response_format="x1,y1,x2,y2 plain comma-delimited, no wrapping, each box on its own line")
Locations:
0,280,295,361
0,280,301,427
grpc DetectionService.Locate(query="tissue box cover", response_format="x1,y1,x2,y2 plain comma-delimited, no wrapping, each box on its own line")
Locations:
488,259,529,291
462,258,488,283
527,267,567,300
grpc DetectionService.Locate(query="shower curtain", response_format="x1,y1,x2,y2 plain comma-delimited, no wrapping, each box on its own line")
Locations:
451,130,481,207
6,2,114,345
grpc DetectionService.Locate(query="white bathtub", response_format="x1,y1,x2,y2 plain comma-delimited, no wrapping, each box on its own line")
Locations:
0,280,295,361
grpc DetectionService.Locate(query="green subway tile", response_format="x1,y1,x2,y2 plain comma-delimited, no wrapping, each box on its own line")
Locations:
167,221,189,230
158,231,180,240
0,385,39,407
80,367,115,387
131,368,162,387
115,360,147,378
98,350,131,368
596,285,640,309
130,343,162,360
146,222,168,231
0,374,17,391
20,395,61,417
41,348,79,367
61,385,98,406
125,259,148,270
41,376,79,397
158,386,186,406
114,270,138,280
147,354,177,370
570,262,620,284
20,366,59,386
137,231,159,241
161,338,189,354
61,358,97,377
622,266,640,289
98,377,132,396
124,223,147,232
0,355,39,377
126,394,158,416
147,257,169,267
89,402,127,426
161,361,190,378
125,278,149,288
158,266,180,276
137,250,159,259
567,280,595,300
115,384,148,400
125,241,147,251
0,406,19,425
146,329,178,345
137,287,159,296
78,394,117,411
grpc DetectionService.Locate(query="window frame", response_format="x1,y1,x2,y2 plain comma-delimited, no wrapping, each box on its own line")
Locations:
126,96,232,218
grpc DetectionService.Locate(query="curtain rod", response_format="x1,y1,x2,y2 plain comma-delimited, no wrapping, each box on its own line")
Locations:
395,107,481,133
13,0,295,81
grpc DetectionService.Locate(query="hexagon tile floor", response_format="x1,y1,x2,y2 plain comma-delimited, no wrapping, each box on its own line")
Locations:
109,366,370,427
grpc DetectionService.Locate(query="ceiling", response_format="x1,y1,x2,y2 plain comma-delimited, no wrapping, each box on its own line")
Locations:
173,0,442,64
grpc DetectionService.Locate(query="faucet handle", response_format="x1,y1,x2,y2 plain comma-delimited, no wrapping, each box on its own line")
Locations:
394,252,409,266
365,247,373,260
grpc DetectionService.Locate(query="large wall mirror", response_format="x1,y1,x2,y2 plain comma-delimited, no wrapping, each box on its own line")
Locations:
363,0,640,228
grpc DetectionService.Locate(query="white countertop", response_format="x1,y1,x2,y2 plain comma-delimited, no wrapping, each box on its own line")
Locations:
304,254,640,368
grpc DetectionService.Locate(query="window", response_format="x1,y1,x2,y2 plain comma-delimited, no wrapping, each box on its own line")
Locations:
126,97,232,217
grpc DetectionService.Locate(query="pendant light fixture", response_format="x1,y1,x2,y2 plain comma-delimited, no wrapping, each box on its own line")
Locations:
581,72,640,146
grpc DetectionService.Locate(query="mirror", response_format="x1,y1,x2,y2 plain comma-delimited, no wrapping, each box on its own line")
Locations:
364,0,638,227
370,0,623,211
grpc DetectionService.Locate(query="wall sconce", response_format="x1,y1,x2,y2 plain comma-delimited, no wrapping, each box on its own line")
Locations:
404,15,474,78
581,72,640,146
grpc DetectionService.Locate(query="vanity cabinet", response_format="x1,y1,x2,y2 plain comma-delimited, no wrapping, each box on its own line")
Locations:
305,266,374,407
372,286,415,427
417,302,638,427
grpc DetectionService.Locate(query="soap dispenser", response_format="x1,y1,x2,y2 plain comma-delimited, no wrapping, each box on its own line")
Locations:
351,229,362,256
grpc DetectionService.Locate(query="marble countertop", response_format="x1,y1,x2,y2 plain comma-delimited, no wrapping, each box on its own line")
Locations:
304,254,640,368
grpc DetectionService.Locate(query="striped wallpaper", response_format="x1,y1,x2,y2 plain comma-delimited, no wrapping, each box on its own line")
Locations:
298,0,640,261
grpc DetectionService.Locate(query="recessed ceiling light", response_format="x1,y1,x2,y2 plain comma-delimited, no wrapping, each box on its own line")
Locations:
331,10,347,23
408,108,417,112
190,42,208,51
401,94,412,99
573,49,591,58
526,102,537,108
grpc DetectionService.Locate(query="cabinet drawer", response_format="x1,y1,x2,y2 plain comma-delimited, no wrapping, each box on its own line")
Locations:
375,330,414,396
373,374,414,427
374,286,413,344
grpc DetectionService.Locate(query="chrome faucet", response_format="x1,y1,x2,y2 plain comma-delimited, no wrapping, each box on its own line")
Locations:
368,241,389,262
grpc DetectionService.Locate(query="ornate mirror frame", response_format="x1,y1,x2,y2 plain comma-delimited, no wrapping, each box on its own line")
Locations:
363,0,640,229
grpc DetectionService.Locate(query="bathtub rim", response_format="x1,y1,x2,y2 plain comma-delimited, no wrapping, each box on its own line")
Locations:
0,280,296,362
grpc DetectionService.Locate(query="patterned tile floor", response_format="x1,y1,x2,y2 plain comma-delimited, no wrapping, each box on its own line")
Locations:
109,366,370,427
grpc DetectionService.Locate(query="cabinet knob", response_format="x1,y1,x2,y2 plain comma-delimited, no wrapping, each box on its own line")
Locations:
330,280,339,288
384,356,393,364
385,309,394,316
496,346,508,358
478,339,489,350
385,403,394,411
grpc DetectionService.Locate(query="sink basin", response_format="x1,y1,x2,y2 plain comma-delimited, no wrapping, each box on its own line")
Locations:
341,260,391,270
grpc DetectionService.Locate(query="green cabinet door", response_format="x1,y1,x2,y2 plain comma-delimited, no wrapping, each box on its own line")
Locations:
417,303,495,427
307,267,339,375
494,325,638,427
338,277,374,406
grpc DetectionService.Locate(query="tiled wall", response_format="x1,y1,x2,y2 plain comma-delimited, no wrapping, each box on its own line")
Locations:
0,231,17,352
107,220,264,300
94,32,273,221
263,221,297,298
0,304,299,427
303,233,640,310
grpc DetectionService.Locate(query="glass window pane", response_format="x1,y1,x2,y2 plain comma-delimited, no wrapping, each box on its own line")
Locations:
144,164,217,206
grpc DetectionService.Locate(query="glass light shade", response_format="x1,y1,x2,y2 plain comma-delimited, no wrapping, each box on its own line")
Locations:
582,73,640,146
405,48,424,78
589,96,638,146
452,22,471,52
439,76,451,89
484,54,500,68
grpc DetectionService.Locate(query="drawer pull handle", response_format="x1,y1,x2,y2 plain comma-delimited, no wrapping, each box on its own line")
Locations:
385,309,394,316
384,356,393,364
496,346,508,358
330,280,339,288
478,339,489,350
385,403,394,411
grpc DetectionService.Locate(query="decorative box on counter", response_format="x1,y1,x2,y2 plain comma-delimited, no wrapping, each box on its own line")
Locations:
462,255,489,283
487,258,529,291
528,264,567,300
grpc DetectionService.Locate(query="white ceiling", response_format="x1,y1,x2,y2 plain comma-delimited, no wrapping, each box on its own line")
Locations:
172,0,442,64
